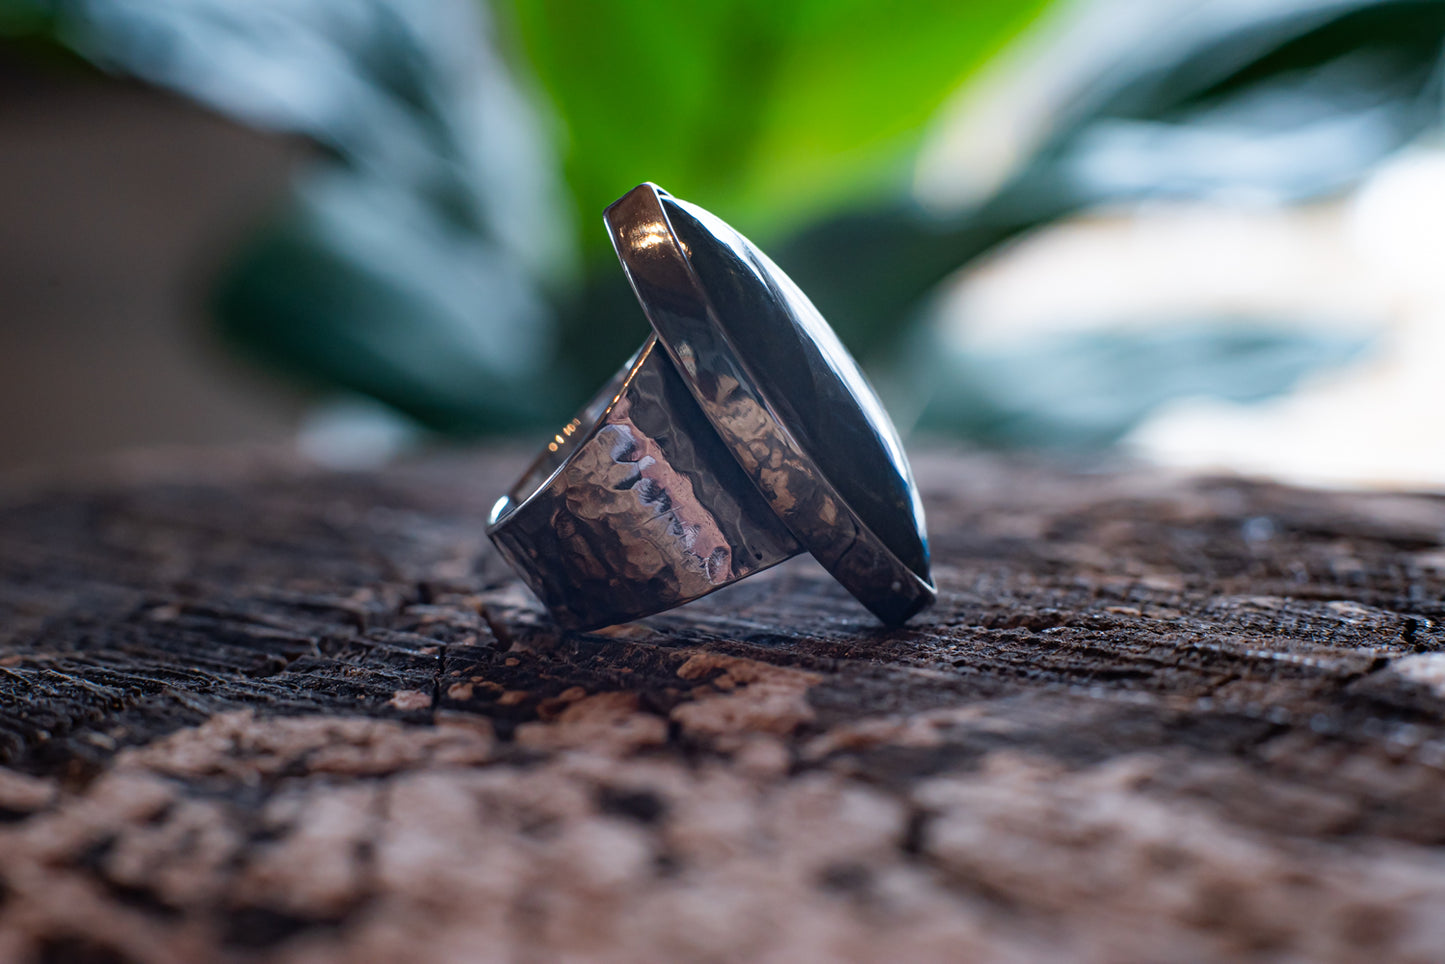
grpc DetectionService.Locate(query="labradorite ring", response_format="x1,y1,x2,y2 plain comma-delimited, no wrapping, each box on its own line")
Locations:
487,183,934,631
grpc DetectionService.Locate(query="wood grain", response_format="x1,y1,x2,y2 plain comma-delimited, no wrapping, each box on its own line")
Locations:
2,447,1444,962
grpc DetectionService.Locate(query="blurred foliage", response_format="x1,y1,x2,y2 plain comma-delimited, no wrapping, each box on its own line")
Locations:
9,0,586,431
771,0,1445,444
1006,0,1445,206
3,0,1443,446
0,1,42,32
503,0,1050,245
913,322,1373,448
779,0,1445,356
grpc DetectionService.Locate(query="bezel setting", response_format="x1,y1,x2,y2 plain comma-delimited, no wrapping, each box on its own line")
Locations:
603,183,934,625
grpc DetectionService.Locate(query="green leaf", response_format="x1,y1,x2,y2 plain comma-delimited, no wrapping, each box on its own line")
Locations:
503,0,1052,244
988,0,1445,218
775,0,1445,361
0,0,48,34
20,0,577,432
214,167,560,433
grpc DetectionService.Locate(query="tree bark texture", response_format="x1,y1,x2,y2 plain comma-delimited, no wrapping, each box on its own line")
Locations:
2,447,1445,962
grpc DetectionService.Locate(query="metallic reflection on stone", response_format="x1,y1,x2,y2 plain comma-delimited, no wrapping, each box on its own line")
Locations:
489,337,801,630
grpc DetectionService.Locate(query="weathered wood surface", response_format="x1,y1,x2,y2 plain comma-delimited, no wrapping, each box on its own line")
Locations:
2,447,1445,963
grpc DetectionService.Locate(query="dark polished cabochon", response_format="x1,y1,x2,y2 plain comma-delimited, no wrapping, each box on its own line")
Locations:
659,196,930,583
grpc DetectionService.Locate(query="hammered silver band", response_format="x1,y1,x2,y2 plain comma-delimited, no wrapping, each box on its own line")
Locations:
488,183,934,632
487,335,802,630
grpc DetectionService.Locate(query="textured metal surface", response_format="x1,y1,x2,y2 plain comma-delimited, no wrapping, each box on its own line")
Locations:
490,183,934,630
604,184,935,625
488,337,801,630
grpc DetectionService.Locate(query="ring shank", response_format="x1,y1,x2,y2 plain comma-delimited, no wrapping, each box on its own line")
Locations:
488,336,801,630
492,343,639,520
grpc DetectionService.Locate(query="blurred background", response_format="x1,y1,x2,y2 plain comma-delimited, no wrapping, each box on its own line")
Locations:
1,0,1442,488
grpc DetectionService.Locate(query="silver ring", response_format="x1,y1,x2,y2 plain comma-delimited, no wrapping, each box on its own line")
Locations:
488,183,934,631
